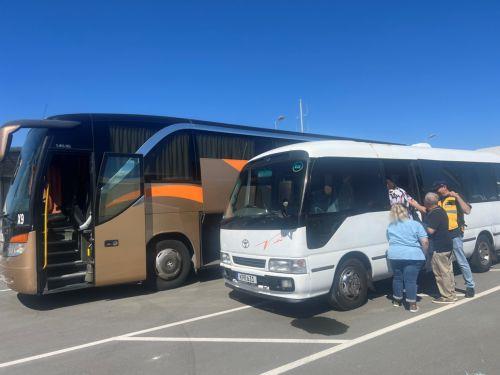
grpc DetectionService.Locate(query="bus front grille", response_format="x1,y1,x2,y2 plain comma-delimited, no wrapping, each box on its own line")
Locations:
233,256,266,269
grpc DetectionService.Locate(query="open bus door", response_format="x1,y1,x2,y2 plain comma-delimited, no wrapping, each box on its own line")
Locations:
93,153,147,286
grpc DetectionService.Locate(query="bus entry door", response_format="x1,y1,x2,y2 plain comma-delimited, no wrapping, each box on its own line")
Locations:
94,153,146,286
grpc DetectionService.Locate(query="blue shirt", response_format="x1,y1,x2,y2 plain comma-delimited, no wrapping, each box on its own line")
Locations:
386,219,428,261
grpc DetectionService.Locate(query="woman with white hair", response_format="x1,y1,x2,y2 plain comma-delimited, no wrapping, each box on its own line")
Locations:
386,204,430,312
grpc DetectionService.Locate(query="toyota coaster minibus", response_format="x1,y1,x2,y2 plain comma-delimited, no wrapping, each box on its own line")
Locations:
220,140,500,310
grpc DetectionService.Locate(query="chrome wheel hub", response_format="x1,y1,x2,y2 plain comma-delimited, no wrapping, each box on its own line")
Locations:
478,242,490,266
156,249,182,280
339,268,362,300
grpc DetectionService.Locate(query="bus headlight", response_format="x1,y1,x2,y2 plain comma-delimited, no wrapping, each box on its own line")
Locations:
220,252,232,265
7,243,27,257
268,258,307,274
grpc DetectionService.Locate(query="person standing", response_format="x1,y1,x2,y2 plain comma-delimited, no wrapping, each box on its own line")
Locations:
423,192,456,304
433,181,475,298
386,204,429,312
386,178,426,218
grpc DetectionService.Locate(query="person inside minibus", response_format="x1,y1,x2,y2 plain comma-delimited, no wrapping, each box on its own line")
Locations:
309,175,339,213
386,177,426,219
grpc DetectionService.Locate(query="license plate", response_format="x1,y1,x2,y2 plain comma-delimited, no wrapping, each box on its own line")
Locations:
237,273,257,285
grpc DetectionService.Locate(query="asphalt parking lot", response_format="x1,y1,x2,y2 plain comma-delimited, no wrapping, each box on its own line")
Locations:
1,265,500,375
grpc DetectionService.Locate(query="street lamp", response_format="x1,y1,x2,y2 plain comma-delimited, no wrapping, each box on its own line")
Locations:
274,115,285,130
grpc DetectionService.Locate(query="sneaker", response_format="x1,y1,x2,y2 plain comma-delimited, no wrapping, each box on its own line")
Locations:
392,299,402,307
409,303,419,313
465,287,475,298
432,297,455,304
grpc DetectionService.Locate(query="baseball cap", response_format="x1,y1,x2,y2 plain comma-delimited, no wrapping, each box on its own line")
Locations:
432,180,448,191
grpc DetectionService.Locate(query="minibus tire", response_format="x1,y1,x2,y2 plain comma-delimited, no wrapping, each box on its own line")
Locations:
146,240,191,291
470,235,492,273
328,258,368,311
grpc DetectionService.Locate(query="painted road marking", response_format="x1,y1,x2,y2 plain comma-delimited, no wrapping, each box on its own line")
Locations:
417,292,465,298
0,304,255,369
0,289,11,292
260,284,500,375
116,337,350,345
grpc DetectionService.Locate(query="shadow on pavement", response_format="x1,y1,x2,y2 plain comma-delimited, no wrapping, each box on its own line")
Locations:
291,316,349,336
17,266,224,311
17,283,153,311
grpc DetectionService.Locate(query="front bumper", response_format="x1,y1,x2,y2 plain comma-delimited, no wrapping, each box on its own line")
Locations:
221,264,313,301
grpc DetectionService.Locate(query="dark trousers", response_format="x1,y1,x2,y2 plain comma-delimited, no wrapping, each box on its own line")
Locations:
390,259,425,303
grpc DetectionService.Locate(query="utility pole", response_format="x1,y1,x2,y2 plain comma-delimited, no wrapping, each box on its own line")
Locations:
299,98,304,133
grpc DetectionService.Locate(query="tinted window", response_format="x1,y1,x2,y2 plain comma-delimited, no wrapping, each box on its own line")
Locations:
383,159,420,201
420,160,497,202
304,157,386,249
108,124,159,154
97,155,142,224
144,131,194,183
495,164,500,200
305,158,387,214
195,132,255,160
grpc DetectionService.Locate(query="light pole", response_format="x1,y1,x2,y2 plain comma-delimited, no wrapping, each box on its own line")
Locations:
274,115,285,130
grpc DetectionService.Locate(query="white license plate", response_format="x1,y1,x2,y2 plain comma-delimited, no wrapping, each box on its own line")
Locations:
237,273,257,284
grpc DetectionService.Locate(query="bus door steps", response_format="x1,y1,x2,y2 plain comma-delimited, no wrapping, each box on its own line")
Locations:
47,249,80,257
48,227,76,242
47,239,77,247
46,269,88,290
46,260,85,269
47,271,87,282
46,282,90,294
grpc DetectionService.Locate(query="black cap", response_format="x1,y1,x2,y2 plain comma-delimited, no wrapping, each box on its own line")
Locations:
432,180,448,191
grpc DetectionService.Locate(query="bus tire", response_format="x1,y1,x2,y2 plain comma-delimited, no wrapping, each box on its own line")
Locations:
470,234,493,273
328,258,368,311
146,240,191,291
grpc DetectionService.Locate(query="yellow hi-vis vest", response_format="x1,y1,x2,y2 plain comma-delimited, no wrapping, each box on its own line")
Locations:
438,196,459,231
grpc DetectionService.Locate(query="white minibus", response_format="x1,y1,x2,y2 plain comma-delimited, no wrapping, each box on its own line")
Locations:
220,140,500,310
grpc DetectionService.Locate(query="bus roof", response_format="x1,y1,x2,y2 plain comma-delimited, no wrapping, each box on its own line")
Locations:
48,113,397,145
252,140,500,163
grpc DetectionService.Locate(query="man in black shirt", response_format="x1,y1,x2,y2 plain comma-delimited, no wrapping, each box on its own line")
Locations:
424,192,456,304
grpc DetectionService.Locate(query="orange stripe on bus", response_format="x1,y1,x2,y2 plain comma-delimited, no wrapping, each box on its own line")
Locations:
223,159,247,172
151,185,204,203
105,190,141,208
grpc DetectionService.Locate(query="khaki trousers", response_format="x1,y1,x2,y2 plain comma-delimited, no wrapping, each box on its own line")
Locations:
431,251,456,300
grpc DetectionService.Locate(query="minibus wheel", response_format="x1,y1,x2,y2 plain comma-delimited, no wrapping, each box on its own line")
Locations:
328,258,368,311
470,235,493,273
146,239,191,290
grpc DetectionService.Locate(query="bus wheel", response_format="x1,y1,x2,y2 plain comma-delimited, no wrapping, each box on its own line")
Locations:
470,235,493,273
146,240,191,290
328,258,368,311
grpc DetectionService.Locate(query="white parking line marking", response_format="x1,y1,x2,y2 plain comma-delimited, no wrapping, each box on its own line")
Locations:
417,292,465,298
489,269,500,272
0,304,254,369
0,289,11,292
116,337,350,344
260,284,500,375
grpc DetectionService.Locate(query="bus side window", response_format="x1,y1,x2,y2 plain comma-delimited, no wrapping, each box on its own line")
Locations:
495,164,500,201
144,131,195,183
382,159,419,202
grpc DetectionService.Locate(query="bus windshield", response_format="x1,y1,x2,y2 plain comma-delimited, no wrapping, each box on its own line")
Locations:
222,155,307,229
3,129,47,225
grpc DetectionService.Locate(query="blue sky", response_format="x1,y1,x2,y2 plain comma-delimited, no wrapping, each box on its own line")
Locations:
1,1,499,149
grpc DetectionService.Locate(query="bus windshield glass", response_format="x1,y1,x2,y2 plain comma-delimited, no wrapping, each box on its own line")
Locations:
3,129,47,225
223,155,307,229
